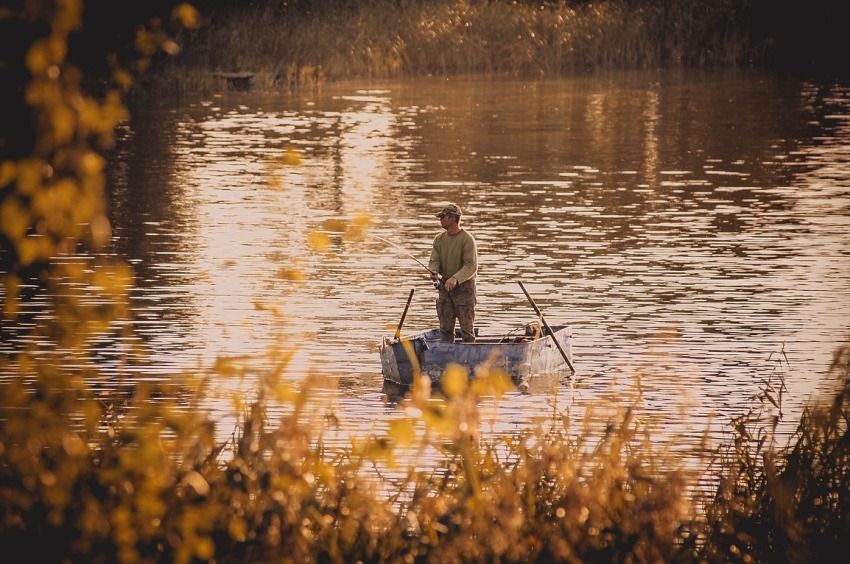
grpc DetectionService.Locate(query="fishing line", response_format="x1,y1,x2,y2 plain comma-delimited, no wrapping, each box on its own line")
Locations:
373,235,436,275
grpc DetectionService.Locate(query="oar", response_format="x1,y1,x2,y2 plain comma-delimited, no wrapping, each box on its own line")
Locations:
517,281,575,375
394,288,415,340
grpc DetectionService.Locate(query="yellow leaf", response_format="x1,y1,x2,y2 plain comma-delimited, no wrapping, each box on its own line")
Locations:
54,0,82,32
274,381,298,403
441,363,468,397
0,161,15,187
388,418,416,445
89,214,112,249
46,35,68,65
281,147,302,166
195,537,215,560
25,39,51,74
79,151,105,176
215,357,240,376
32,179,76,216
307,231,330,252
275,268,305,281
320,218,348,232
50,104,75,144
16,159,43,195
161,40,181,56
172,3,200,29
17,235,51,266
351,211,373,228
228,518,247,542
343,211,372,241
0,197,29,241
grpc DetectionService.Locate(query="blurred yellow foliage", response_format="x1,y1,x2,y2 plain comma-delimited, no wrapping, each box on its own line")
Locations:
15,158,43,195
26,38,62,74
281,146,302,165
307,230,330,251
343,211,373,240
0,197,29,240
421,400,457,436
388,417,416,445
17,235,52,265
471,368,514,398
79,151,105,174
50,104,75,144
0,161,15,185
275,267,305,281
351,212,372,228
89,213,113,249
320,218,349,232
441,363,468,397
274,380,299,403
54,0,83,32
172,3,200,29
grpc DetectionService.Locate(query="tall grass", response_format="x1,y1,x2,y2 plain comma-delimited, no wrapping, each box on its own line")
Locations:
696,345,850,562
2,342,849,562
153,0,755,91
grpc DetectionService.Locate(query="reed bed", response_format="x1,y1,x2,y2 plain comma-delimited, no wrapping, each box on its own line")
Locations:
152,0,755,92
2,342,849,562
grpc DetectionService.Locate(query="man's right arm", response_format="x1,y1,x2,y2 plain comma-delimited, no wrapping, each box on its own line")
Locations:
428,235,441,278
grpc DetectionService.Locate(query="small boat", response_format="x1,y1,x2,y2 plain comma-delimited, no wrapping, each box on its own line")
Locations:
380,323,573,387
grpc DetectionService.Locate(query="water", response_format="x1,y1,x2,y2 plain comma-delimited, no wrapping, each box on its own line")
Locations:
5,70,850,463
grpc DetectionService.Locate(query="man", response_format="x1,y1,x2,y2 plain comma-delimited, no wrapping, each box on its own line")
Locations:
428,203,478,343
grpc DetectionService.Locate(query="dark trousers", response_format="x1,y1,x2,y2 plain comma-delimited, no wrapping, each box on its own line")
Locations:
437,298,475,343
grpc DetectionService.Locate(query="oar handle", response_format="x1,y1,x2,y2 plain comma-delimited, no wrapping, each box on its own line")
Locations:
518,281,575,375
394,288,415,340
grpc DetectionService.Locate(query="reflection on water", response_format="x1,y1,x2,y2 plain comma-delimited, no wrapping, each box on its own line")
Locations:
3,71,850,460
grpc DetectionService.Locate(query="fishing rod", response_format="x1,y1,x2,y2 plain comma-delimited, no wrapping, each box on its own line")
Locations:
374,234,460,330
373,235,442,289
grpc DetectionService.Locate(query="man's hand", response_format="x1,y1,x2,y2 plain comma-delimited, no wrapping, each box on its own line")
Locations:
444,277,458,292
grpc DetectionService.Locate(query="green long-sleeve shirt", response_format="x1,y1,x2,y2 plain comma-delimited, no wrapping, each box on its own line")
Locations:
428,230,477,283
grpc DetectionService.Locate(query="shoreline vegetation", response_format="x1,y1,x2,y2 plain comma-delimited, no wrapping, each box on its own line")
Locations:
145,0,828,94
3,0,850,561
2,342,849,562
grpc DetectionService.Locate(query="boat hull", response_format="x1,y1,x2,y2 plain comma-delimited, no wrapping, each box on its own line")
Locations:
380,325,572,386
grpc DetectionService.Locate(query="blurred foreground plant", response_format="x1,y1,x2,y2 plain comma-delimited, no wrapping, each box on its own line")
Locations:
692,345,850,562
1,342,695,562
4,335,850,562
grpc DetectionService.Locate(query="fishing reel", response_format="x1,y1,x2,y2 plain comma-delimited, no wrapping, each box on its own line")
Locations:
432,274,442,289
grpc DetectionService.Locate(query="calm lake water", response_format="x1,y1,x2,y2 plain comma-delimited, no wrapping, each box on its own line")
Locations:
6,70,850,463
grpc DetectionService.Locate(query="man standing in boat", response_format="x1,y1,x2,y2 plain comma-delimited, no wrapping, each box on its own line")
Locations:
429,204,478,343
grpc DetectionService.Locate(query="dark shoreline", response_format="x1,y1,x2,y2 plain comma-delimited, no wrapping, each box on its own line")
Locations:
140,0,847,95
